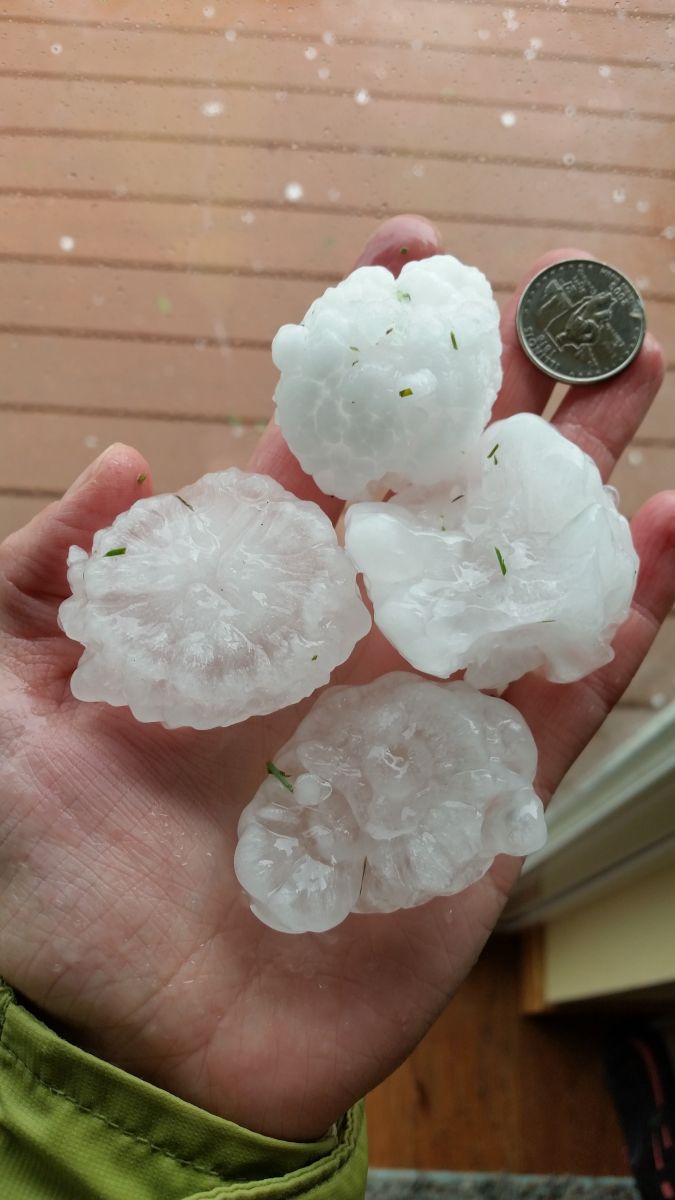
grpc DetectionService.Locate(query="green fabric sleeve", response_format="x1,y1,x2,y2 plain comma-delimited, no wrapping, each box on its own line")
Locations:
0,981,368,1200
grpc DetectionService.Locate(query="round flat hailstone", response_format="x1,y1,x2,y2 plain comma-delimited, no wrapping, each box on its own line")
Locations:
345,413,638,691
59,470,371,729
271,254,502,500
234,673,545,934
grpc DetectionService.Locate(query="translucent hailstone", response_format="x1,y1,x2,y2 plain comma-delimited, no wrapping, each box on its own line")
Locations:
345,414,638,692
234,673,545,934
59,470,371,729
272,255,502,500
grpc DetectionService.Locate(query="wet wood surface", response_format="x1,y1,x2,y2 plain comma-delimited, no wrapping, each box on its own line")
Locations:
366,934,628,1174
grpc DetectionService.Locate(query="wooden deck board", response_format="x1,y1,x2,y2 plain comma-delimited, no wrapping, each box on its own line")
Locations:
0,6,673,1169
0,265,672,372
1,406,672,519
1,1,671,68
1,201,673,297
4,331,674,422
0,334,277,421
3,94,673,188
0,409,258,496
1,16,673,113
2,332,673,440
2,1,670,58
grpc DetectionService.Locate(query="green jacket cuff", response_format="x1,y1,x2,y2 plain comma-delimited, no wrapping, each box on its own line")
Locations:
0,980,368,1200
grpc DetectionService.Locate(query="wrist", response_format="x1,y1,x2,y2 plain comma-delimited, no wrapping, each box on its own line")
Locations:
0,978,368,1199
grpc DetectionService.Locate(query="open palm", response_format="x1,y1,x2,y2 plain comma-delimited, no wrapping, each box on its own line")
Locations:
1,217,673,1142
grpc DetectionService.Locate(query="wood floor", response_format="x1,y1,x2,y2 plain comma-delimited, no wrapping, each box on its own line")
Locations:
367,935,628,1175
0,0,672,1174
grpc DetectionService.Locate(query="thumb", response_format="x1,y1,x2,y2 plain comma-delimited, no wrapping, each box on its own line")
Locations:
0,444,151,634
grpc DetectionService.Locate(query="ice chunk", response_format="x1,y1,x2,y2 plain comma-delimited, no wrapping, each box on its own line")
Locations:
272,254,502,500
59,470,371,729
345,414,638,691
234,673,544,933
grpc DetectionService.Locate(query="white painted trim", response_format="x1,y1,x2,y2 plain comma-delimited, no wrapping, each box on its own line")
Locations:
500,701,675,930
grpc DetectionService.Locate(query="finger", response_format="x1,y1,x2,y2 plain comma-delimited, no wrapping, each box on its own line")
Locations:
247,430,344,525
351,213,443,273
550,331,664,482
492,247,597,423
249,214,445,523
0,444,152,629
505,490,675,805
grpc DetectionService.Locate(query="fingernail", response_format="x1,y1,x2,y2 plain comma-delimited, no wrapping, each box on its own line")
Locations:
353,215,443,274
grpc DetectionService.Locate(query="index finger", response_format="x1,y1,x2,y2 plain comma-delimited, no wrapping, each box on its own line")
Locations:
493,246,597,423
248,215,444,523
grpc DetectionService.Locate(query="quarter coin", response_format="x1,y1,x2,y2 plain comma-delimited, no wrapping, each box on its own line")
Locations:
516,259,646,385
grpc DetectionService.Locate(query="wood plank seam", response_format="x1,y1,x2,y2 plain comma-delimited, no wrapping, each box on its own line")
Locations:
0,15,671,70
0,324,266,349
1,189,667,239
2,329,673,373
1,128,673,178
2,402,675,448
1,84,670,124
439,0,671,12
0,258,670,306
2,68,673,119
0,401,268,427
4,0,673,17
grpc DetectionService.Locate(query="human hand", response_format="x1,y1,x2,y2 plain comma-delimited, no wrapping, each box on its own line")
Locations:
1,217,673,1141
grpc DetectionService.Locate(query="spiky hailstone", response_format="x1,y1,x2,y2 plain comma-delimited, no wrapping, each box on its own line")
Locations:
235,673,545,934
58,470,371,729
272,254,502,500
345,414,638,692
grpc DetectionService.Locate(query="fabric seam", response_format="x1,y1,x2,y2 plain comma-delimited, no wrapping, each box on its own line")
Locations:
0,1027,359,1194
0,1033,226,1183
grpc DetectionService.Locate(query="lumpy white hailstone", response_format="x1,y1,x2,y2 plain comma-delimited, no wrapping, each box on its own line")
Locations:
272,255,502,500
234,673,545,933
58,470,371,729
345,414,638,692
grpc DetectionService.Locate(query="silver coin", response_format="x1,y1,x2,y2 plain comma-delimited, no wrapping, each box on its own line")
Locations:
516,259,646,386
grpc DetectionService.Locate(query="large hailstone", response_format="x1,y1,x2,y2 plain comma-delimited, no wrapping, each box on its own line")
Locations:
58,470,371,729
235,673,545,934
272,254,502,500
345,414,638,692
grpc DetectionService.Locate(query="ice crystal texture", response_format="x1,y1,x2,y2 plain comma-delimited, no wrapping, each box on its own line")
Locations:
345,414,638,691
59,470,371,729
272,255,502,500
235,673,545,933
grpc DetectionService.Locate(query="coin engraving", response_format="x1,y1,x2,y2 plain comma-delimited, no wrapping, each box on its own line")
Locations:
516,260,646,385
